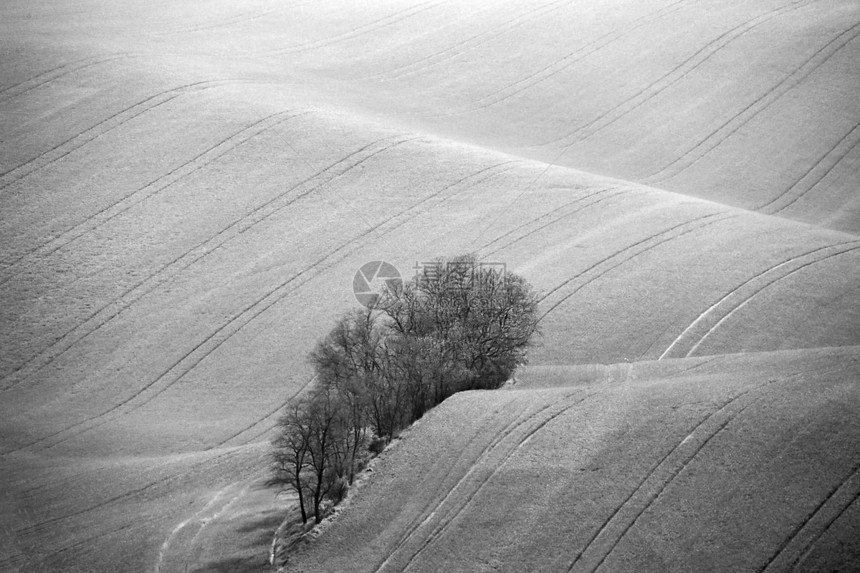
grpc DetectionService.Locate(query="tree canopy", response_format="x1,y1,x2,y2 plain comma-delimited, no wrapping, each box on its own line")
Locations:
270,255,539,523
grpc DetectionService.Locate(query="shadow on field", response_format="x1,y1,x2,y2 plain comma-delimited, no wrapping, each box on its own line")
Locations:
236,508,286,548
189,510,287,572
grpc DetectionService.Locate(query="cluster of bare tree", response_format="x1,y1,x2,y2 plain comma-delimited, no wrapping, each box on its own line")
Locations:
270,256,539,524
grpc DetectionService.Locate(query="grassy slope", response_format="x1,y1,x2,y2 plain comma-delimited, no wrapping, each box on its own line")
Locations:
285,347,860,573
1,0,858,571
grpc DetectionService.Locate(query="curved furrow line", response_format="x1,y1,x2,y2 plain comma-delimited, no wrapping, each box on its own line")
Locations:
17,463,114,499
566,389,753,572
569,379,779,573
213,161,525,449
0,137,411,420
48,522,136,561
541,213,734,319
0,105,293,281
0,54,130,104
0,552,29,572
586,405,757,572
758,460,860,572
15,449,240,536
0,91,182,185
762,121,860,214
0,133,404,393
14,141,421,452
370,396,541,573
364,0,570,82
375,390,584,573
545,0,813,148
0,105,295,285
537,212,720,303
444,0,690,118
645,21,860,184
398,392,593,573
481,188,629,257
791,494,860,570
539,213,732,320
684,242,860,357
476,185,614,253
266,0,442,56
0,80,226,190
660,240,860,360
0,58,91,96
231,159,528,445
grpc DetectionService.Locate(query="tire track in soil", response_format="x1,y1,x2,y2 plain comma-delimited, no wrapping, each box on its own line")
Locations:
0,132,401,393
369,395,540,573
0,137,506,395
396,392,594,573
645,20,860,184
263,0,443,56
0,54,131,104
538,213,734,320
0,80,228,191
567,378,781,573
206,168,524,449
0,552,29,572
442,0,690,118
4,141,519,465
30,149,513,449
0,61,72,95
364,0,571,82
538,212,721,302
543,0,814,148
660,240,860,359
478,187,628,257
0,98,288,279
47,522,135,563
374,389,587,573
209,160,526,445
10,137,529,453
758,460,860,572
759,119,860,215
0,137,418,452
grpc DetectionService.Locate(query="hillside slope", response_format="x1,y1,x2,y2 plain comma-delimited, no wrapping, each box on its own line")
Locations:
285,347,860,573
1,0,859,571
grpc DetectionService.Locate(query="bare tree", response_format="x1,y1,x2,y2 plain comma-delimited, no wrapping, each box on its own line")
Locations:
271,254,539,523
269,400,313,524
310,308,381,477
303,385,347,523
383,254,539,392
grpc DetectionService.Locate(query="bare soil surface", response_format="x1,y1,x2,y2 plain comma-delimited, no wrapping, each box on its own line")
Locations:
2,0,858,571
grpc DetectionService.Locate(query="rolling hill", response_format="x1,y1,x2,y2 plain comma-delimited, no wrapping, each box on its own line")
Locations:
1,0,858,571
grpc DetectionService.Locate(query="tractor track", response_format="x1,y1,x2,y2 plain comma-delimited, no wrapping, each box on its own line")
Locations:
539,213,734,320
645,20,860,184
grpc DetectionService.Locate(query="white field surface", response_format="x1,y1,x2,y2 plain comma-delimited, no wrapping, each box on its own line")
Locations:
286,347,860,573
1,1,858,571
